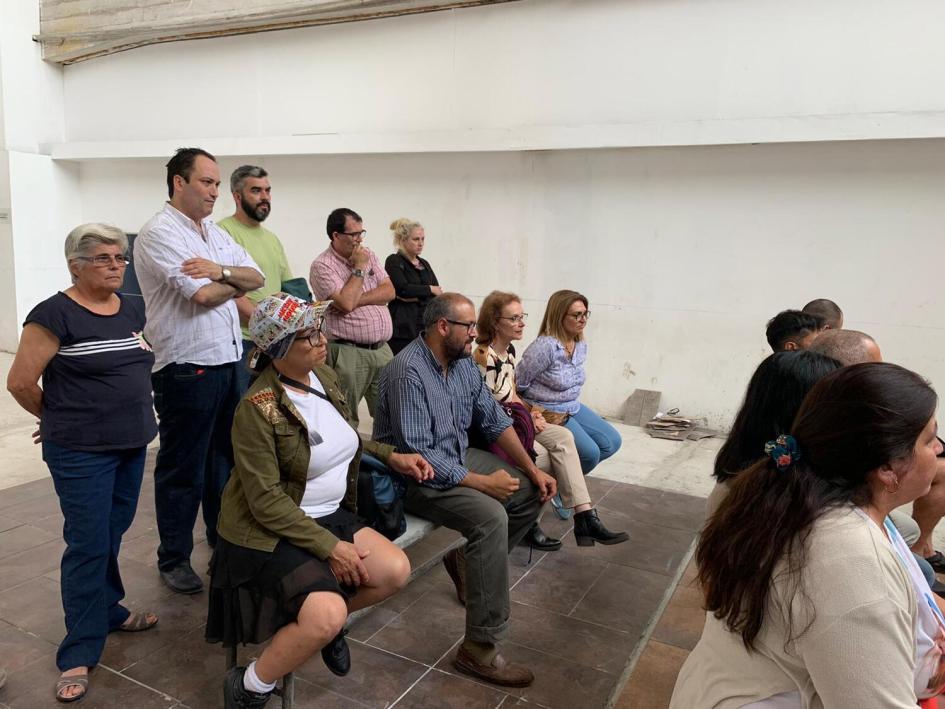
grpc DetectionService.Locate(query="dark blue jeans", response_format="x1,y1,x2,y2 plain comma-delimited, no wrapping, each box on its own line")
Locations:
42,441,146,671
151,362,240,572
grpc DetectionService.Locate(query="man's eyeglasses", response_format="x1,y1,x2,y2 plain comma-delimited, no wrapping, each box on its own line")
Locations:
567,311,591,321
499,313,528,324
445,319,477,334
339,230,367,239
75,254,131,267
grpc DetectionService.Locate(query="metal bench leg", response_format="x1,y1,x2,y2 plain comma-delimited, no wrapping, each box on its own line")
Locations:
281,672,295,708
225,645,238,670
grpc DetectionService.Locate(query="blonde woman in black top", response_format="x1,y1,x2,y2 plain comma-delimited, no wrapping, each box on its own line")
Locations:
385,218,441,354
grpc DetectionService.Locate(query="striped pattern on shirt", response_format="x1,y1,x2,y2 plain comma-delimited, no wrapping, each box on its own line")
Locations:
59,336,145,357
373,337,512,489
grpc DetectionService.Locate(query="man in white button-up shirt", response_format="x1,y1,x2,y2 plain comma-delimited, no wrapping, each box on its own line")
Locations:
134,147,264,594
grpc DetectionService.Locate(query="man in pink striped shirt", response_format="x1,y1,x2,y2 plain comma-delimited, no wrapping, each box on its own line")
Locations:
309,208,395,426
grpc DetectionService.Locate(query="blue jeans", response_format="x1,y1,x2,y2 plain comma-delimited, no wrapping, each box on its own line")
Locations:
564,404,623,474
42,441,146,671
151,362,240,572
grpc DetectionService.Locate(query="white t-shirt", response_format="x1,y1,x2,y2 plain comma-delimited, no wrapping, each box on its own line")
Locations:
284,378,359,519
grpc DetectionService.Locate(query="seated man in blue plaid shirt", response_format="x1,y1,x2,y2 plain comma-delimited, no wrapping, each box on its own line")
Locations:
374,293,556,688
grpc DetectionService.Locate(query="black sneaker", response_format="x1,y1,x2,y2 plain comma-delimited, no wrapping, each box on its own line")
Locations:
159,563,203,594
223,666,272,709
321,629,351,676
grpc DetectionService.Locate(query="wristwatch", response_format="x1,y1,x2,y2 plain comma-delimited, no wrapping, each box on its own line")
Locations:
219,267,232,283
351,268,365,278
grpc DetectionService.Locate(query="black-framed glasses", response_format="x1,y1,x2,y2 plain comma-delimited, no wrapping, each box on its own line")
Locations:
499,313,528,324
445,319,477,333
567,310,591,321
297,316,326,346
339,230,366,239
75,254,131,267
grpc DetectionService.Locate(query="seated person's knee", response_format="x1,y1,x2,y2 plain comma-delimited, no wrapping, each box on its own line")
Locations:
298,592,347,644
387,548,411,591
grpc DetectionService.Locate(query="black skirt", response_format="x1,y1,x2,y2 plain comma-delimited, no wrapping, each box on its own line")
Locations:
205,507,364,647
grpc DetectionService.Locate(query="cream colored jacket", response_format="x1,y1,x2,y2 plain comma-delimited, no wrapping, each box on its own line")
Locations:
671,505,918,709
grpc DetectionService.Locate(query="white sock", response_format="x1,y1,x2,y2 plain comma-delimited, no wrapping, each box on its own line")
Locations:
243,661,276,694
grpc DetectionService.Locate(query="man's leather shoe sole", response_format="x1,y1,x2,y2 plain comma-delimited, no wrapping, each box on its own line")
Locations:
160,565,203,595
453,647,534,688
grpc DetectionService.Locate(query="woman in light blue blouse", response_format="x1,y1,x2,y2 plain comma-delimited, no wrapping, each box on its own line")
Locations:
517,290,622,474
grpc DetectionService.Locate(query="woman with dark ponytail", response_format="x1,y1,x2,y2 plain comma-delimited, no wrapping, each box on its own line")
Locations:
672,362,945,708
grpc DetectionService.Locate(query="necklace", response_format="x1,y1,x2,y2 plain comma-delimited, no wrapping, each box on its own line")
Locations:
564,340,576,357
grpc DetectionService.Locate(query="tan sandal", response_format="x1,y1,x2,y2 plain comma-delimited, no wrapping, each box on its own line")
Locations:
118,611,158,632
55,670,88,703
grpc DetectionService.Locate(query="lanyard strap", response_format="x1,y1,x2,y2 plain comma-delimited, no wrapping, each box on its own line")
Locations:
277,374,331,403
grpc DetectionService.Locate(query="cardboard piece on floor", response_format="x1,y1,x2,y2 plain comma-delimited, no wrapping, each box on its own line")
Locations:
648,428,691,441
623,389,662,427
686,428,718,441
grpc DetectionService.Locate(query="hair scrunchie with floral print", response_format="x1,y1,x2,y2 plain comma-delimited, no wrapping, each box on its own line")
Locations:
764,434,801,471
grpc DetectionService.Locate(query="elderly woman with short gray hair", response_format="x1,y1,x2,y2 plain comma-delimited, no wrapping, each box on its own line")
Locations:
7,223,159,703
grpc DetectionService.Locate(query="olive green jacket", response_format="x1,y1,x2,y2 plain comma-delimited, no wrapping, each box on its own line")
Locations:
216,363,395,560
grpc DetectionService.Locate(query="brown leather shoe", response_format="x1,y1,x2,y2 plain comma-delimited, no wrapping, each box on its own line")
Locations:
453,646,535,687
442,547,466,606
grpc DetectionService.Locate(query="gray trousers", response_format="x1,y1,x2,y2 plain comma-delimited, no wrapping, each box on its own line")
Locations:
404,448,541,644
328,341,393,427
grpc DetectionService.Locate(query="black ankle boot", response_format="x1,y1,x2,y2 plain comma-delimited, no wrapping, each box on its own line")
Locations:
574,509,629,547
525,523,562,551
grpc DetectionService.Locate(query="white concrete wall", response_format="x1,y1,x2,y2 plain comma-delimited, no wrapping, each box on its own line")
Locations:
75,139,945,427
2,0,944,426
58,0,945,149
0,0,70,351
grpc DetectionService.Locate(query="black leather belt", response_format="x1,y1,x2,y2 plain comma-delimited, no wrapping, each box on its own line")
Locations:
332,339,386,350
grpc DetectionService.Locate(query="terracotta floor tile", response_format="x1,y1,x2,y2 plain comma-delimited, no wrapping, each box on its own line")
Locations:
0,576,65,645
394,668,508,709
346,604,400,642
0,478,54,513
436,641,615,708
122,626,224,706
0,618,57,673
0,514,22,534
614,640,689,709
367,588,465,665
2,658,176,709
681,557,699,583
570,563,673,636
599,484,706,533
650,579,706,651
584,476,620,505
509,601,636,676
284,676,373,708
99,596,206,672
555,509,696,577
0,523,58,560
0,492,64,525
0,538,65,592
0,473,700,709
510,548,608,615
294,639,427,708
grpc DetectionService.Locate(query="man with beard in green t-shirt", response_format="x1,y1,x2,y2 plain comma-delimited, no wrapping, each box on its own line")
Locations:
218,165,295,391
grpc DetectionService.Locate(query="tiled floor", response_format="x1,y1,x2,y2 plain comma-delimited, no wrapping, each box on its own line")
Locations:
613,559,704,708
0,458,705,708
